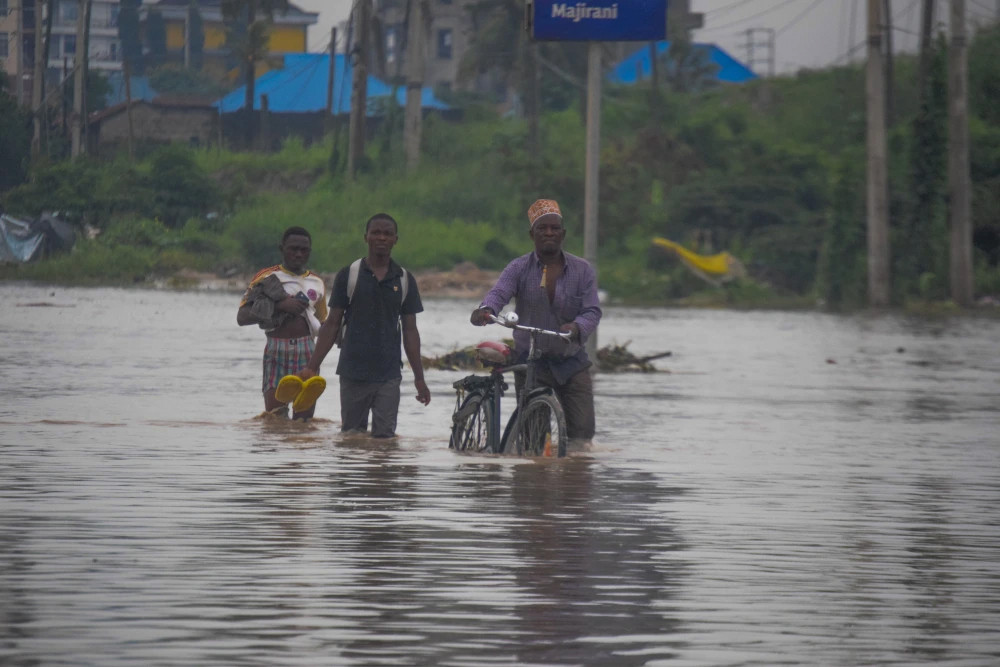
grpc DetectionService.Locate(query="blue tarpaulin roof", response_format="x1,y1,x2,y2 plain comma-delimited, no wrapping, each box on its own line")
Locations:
215,53,450,113
608,41,757,85
104,73,159,107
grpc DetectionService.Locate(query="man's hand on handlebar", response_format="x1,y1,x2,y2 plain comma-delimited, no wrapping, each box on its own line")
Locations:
470,307,493,326
560,322,580,342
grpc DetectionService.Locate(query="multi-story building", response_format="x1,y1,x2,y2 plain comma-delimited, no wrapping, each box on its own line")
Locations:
0,0,34,102
2,0,318,107
374,0,480,96
147,0,317,79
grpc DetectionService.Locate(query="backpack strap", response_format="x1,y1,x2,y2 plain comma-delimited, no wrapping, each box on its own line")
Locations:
346,258,363,303
400,267,408,305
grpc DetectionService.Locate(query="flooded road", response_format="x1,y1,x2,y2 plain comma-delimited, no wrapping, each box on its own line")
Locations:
2,283,999,665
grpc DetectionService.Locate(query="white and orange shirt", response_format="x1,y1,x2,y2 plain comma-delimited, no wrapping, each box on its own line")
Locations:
240,265,329,336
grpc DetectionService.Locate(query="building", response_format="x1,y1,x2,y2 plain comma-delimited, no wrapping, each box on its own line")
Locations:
146,0,318,79
0,0,35,102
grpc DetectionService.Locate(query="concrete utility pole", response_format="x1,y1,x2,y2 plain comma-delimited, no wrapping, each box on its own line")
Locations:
404,0,425,170
865,0,891,306
948,0,974,305
583,42,601,358
348,0,371,179
71,0,89,158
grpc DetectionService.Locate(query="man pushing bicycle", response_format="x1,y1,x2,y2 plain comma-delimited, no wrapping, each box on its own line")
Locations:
470,199,603,443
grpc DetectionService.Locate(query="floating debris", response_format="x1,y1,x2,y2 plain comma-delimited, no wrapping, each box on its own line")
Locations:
596,341,671,373
422,340,670,373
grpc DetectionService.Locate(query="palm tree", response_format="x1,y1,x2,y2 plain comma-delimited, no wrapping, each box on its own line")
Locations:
221,0,290,145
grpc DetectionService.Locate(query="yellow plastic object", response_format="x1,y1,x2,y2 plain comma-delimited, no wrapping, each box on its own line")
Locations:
275,375,304,403
292,376,326,412
651,237,735,276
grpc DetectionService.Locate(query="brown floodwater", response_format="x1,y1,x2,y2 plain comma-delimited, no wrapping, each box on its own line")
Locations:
1,283,999,665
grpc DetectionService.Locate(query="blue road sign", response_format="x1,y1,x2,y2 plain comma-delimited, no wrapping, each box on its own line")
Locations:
530,1,667,42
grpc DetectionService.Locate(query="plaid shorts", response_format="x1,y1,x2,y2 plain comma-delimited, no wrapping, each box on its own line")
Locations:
262,336,315,394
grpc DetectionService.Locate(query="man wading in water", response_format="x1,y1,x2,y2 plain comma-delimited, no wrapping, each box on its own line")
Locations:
237,226,328,420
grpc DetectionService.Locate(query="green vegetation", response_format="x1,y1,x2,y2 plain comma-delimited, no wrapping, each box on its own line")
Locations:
2,25,999,310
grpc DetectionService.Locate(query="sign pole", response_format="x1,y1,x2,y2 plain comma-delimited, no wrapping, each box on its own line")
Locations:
584,41,602,360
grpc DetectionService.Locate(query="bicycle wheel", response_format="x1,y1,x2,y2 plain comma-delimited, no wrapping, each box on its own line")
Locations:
450,390,496,453
502,393,567,458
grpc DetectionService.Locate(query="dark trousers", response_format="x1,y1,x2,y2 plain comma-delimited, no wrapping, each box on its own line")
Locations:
515,365,595,440
339,376,402,438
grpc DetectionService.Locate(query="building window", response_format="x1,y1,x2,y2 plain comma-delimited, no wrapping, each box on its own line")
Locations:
109,41,118,61
437,28,452,60
0,32,8,59
0,1,8,17
64,34,76,56
385,25,397,66
109,5,119,28
61,1,78,23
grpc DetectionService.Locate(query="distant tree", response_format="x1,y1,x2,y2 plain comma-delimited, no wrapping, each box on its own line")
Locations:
221,0,290,146
118,0,144,74
148,65,227,98
146,10,168,70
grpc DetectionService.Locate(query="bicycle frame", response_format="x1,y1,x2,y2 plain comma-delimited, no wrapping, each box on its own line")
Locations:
451,313,572,455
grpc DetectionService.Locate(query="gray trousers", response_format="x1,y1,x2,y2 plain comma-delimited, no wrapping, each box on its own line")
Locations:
339,376,402,438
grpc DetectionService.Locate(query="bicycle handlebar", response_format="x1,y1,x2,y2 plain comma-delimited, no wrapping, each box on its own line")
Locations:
487,313,573,341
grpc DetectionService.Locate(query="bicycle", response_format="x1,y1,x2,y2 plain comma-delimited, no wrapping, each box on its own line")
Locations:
449,312,571,457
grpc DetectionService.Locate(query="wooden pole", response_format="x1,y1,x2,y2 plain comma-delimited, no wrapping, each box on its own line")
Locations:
883,0,894,127
404,0,425,169
71,0,87,158
325,26,337,134
584,42,601,357
184,1,191,68
866,0,890,306
124,58,134,161
348,0,370,178
31,0,45,155
948,0,974,305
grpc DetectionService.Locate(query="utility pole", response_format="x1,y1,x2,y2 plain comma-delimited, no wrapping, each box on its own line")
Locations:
325,26,337,134
741,27,775,77
948,0,974,305
866,0,890,306
348,0,371,178
917,0,935,102
883,0,894,126
14,0,24,104
71,0,88,158
404,0,425,170
184,0,191,68
583,42,601,359
31,0,45,155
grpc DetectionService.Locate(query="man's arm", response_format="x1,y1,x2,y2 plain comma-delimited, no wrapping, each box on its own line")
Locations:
299,306,344,379
470,258,521,325
401,314,430,405
237,303,256,326
569,262,602,343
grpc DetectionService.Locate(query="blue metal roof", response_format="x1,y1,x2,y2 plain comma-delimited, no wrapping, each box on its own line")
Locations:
608,41,757,85
215,53,450,113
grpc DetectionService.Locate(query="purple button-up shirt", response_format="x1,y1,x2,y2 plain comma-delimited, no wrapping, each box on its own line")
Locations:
480,250,602,361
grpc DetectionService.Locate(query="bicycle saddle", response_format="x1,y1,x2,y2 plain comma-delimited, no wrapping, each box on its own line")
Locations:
475,340,511,366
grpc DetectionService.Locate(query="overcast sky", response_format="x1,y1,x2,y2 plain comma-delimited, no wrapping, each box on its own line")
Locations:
294,0,1000,75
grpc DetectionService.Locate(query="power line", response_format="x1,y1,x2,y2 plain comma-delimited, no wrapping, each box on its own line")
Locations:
704,0,760,18
698,0,801,33
775,0,825,36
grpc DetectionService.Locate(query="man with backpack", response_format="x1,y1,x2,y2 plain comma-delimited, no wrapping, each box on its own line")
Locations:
301,213,430,437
